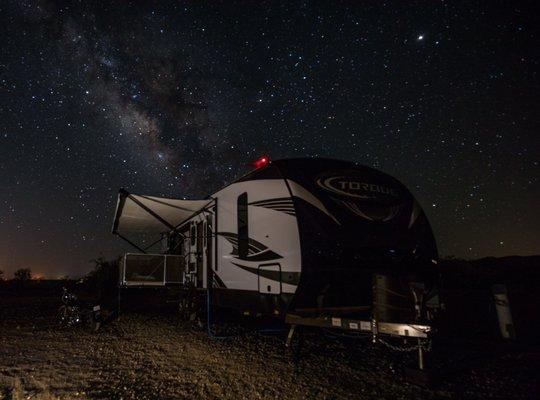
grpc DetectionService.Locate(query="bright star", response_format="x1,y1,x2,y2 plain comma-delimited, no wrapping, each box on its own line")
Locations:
417,35,424,41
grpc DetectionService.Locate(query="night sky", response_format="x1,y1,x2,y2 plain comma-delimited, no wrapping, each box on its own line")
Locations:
1,1,538,278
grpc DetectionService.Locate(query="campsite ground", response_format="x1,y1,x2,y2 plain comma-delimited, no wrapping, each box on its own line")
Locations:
0,291,538,400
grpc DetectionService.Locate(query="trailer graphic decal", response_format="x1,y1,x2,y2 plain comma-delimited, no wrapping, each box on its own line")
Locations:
212,272,227,288
286,180,340,224
231,262,300,285
336,198,401,221
219,232,283,262
249,197,295,216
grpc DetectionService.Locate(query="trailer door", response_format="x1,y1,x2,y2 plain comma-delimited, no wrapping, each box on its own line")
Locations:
205,215,213,288
258,263,281,294
196,220,204,287
182,223,196,285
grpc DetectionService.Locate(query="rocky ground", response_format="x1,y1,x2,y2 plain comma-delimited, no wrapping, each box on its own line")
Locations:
0,294,538,400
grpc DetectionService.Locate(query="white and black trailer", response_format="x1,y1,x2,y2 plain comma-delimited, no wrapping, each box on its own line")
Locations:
112,157,440,367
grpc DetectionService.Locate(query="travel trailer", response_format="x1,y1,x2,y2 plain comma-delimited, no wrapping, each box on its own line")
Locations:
112,157,440,367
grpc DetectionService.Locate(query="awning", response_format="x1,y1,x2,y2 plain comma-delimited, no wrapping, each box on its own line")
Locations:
112,189,212,235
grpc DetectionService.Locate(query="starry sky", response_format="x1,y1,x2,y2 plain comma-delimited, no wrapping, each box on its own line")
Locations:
1,1,538,278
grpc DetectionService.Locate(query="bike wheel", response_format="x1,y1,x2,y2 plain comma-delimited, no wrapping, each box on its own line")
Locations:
57,305,69,327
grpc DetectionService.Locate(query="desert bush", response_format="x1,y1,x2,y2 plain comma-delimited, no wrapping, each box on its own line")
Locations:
82,258,120,304
14,268,32,281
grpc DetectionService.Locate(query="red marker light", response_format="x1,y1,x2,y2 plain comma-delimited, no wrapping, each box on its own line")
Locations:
252,155,270,168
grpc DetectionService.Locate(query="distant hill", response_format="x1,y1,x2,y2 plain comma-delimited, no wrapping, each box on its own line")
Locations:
442,254,540,268
439,255,540,287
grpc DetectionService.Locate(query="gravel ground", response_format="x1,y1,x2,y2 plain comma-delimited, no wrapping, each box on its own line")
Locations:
0,295,538,400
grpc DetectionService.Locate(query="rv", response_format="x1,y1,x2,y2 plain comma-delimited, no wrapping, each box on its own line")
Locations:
112,157,439,365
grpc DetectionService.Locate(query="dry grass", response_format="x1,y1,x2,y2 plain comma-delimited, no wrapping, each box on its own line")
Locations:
1,294,538,399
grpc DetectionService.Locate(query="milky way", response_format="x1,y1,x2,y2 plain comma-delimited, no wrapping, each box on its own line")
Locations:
0,1,538,277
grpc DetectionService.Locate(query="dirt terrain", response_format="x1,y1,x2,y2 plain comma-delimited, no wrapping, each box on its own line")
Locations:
0,293,538,400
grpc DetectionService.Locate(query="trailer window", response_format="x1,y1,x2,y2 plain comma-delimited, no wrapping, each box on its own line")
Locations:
237,192,249,259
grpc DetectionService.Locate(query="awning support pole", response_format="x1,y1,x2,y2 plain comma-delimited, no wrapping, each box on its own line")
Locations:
116,233,147,254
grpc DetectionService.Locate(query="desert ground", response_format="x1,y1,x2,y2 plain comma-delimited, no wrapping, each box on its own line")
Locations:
0,289,538,400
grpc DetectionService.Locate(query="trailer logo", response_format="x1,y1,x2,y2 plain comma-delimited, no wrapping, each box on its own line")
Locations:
316,175,399,200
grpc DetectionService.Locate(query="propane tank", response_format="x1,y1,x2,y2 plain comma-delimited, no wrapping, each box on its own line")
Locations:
492,284,516,340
